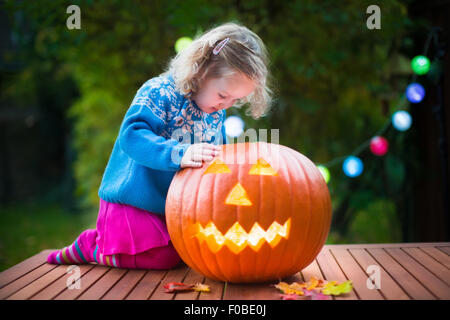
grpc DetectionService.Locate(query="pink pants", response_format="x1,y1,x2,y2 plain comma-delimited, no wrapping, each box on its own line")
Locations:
48,200,182,270
74,228,182,270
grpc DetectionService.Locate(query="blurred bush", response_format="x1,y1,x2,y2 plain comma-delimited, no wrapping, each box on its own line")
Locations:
2,0,425,244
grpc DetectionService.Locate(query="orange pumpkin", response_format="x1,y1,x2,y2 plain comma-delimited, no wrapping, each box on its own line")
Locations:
165,142,332,283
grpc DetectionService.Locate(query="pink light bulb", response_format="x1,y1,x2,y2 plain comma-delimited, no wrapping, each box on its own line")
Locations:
370,136,389,156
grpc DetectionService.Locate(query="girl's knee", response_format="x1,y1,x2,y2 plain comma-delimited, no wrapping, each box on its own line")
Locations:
136,244,182,270
117,254,137,269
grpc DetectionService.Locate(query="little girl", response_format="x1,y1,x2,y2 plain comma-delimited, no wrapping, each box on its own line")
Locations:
47,22,272,270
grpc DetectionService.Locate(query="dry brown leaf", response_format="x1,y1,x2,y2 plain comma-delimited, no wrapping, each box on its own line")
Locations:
193,283,210,292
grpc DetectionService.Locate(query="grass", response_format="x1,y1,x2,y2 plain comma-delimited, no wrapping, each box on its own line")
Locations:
0,201,97,272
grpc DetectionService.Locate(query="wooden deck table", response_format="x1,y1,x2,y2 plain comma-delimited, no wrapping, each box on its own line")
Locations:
1,243,449,300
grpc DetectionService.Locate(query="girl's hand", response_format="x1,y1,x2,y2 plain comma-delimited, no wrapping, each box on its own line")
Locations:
180,143,221,168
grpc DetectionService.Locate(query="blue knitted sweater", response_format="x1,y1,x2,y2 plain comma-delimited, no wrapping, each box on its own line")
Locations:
98,73,227,215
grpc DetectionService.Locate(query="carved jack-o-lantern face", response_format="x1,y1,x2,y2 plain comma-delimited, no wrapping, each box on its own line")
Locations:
195,157,291,255
166,142,332,283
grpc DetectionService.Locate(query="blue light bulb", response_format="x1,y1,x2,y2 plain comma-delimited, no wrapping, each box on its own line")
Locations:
406,83,425,103
343,156,364,178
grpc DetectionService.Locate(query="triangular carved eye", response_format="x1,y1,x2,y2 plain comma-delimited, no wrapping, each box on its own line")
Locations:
203,159,231,174
225,183,252,206
249,158,277,176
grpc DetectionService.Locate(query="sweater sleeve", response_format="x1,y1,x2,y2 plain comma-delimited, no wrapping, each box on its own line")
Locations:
118,81,190,171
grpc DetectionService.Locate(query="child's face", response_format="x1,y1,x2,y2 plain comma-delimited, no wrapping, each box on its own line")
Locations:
192,72,256,113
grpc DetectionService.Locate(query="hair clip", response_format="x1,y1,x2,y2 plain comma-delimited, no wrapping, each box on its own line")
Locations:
212,38,230,55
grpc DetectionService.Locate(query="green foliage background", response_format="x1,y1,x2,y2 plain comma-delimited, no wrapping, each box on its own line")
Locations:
2,0,427,245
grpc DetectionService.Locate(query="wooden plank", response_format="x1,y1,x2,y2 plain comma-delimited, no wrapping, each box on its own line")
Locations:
277,272,304,298
385,248,450,299
403,247,450,286
2,244,448,301
324,243,450,249
53,264,110,300
300,259,337,300
301,260,325,283
223,280,281,300
330,249,384,300
0,263,57,299
438,247,450,256
221,270,305,300
315,247,359,300
7,265,68,300
150,265,189,300
31,264,95,300
198,278,224,300
368,248,435,300
174,268,204,300
281,271,304,283
77,267,127,300
102,269,147,300
349,249,410,300
420,247,450,269
125,270,166,300
221,271,302,301
0,250,53,288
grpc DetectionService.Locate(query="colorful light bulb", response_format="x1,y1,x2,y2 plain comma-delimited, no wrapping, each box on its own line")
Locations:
411,55,431,75
392,110,412,131
406,83,425,103
224,115,245,137
343,156,363,178
317,165,330,184
370,136,389,156
175,37,193,53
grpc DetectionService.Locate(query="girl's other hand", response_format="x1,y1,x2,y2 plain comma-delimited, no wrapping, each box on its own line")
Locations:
180,143,221,168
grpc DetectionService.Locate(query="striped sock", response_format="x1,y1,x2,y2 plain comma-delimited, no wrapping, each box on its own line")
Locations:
92,245,119,268
47,237,90,265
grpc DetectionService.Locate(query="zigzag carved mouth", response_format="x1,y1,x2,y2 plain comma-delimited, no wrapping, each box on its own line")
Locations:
193,219,291,254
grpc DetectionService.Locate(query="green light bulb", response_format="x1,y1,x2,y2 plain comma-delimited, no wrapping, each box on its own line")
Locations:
175,37,193,53
317,165,330,184
411,55,430,75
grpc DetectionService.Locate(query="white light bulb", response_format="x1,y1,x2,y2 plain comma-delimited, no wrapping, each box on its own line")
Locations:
224,116,245,138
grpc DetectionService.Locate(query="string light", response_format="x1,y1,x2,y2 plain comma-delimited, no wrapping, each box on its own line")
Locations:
370,136,389,156
343,156,364,178
317,165,330,184
392,110,412,131
175,37,193,53
406,83,425,103
411,55,431,75
224,115,245,137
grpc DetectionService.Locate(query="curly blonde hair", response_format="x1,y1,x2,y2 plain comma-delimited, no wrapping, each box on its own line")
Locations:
161,22,273,119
